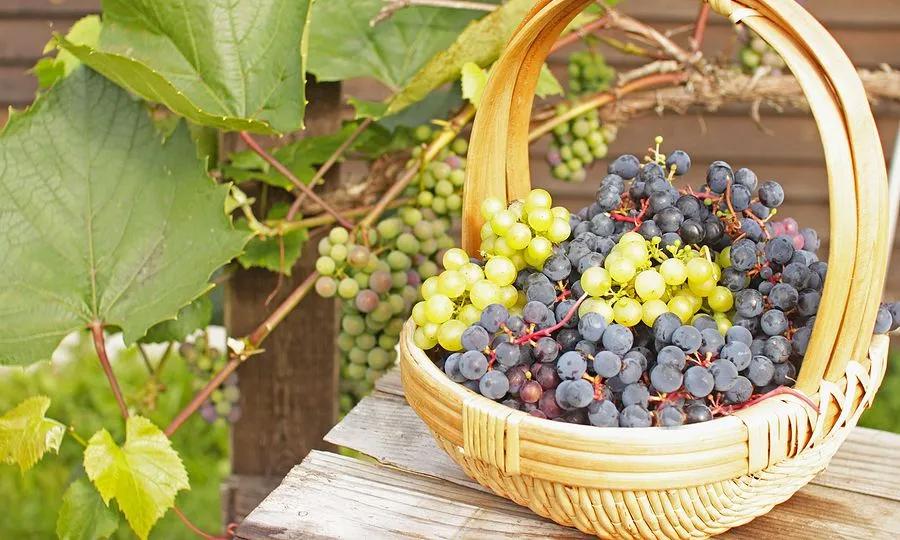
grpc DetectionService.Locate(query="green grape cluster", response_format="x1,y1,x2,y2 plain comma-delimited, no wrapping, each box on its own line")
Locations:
738,31,786,73
178,334,241,424
314,207,455,412
411,189,571,350
567,49,615,95
578,233,734,331
404,125,468,216
547,106,617,182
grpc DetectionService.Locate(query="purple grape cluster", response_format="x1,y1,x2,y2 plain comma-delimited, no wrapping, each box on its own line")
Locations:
428,145,898,428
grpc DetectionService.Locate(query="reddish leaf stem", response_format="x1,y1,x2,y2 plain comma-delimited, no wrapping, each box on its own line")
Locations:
691,4,711,52
549,16,610,53
172,507,228,540
287,118,373,221
89,322,129,419
238,131,353,229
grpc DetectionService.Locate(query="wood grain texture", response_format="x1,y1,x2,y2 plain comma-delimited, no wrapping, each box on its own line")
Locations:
236,450,587,540
238,445,900,539
224,81,342,521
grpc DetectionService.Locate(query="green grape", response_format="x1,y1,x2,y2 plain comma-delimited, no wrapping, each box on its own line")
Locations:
342,314,366,336
437,319,466,351
613,298,643,327
348,347,368,365
386,251,411,270
634,269,665,301
337,277,359,299
424,294,454,324
330,243,348,263
484,257,517,287
581,267,612,297
315,256,336,275
337,332,355,352
355,333,377,350
329,227,349,244
315,276,338,298
469,279,500,310
660,258,687,286
367,347,394,369
708,286,734,312
642,299,669,327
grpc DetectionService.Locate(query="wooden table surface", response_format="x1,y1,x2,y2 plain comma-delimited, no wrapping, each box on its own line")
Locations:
235,369,900,539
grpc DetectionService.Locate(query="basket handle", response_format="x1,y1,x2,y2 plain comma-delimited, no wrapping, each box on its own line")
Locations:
461,0,889,394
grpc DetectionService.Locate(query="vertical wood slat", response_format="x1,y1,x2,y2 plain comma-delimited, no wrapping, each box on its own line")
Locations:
224,80,342,521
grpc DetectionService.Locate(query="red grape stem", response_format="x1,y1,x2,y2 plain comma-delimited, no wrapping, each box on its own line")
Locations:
89,321,129,420
238,131,354,229
723,386,818,414
514,293,590,345
172,506,229,540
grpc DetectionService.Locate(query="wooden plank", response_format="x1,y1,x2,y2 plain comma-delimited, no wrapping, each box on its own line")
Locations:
327,379,900,504
236,450,585,540
0,0,97,17
225,81,342,520
0,19,78,65
0,66,37,106
814,428,900,502
236,450,900,540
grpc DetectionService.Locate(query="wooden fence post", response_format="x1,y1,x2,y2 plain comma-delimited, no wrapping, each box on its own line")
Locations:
223,80,342,523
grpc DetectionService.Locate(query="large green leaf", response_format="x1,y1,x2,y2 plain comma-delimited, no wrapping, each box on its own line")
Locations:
84,416,189,540
0,396,65,471
57,0,313,134
386,0,533,114
0,68,247,365
57,478,120,540
308,0,487,92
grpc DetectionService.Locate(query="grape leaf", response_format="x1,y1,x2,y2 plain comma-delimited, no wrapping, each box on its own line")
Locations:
84,416,189,540
139,295,213,344
31,15,101,90
56,0,313,134
0,68,248,365
0,396,65,471
57,478,120,540
385,0,533,114
461,62,488,107
536,65,564,98
225,122,364,189
308,0,486,91
237,203,309,275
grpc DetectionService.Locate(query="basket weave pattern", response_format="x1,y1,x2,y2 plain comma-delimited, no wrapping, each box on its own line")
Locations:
399,0,892,537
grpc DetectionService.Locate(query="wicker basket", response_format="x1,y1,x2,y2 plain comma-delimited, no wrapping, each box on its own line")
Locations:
400,0,893,537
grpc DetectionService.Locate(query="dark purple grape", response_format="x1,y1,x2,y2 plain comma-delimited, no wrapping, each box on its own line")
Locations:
684,366,715,398
619,404,652,427
609,154,641,179
686,403,713,424
444,353,466,382
555,379,594,410
650,364,683,393
557,351,588,380
656,345,686,370
747,356,775,386
666,150,691,175
657,405,686,427
758,180,784,207
618,356,643,385
724,376,753,404
479,370,510,400
720,341,752,371
710,359,738,392
588,399,619,427
461,325,490,351
653,312,681,343
459,351,488,380
592,351,622,378
520,380,543,403
671,325,702,354
479,304,510,332
494,342,523,367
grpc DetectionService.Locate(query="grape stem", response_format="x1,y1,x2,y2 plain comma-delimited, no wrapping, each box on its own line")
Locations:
514,293,589,345
172,506,229,540
549,15,610,53
89,321,129,420
359,104,475,228
723,386,819,414
287,118,374,221
610,197,651,231
238,132,354,229
165,271,320,437
690,4,711,53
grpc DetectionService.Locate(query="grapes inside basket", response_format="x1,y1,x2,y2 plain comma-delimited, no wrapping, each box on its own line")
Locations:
412,141,899,428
